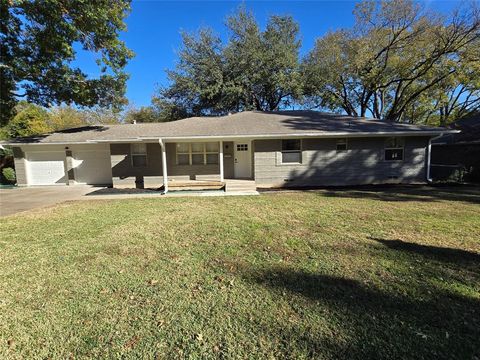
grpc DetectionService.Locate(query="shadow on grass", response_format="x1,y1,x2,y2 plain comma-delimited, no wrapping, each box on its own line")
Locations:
239,266,480,359
317,185,480,204
370,237,480,266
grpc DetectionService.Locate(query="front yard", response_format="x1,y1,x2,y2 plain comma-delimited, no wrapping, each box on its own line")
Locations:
1,187,479,359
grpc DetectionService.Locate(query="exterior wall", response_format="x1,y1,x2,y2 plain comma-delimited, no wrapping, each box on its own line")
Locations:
166,143,220,180
253,136,430,187
110,143,163,178
12,147,27,186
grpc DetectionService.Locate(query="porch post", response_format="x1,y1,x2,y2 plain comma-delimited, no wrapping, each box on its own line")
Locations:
219,140,224,182
159,138,168,193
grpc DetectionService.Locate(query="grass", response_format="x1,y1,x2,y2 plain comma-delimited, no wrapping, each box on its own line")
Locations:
1,187,479,359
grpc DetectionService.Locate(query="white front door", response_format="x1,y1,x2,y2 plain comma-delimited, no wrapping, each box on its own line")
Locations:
234,141,251,178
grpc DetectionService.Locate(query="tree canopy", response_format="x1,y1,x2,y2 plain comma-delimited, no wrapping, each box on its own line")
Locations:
302,0,480,124
0,0,134,126
152,1,479,125
153,7,302,120
2,102,122,139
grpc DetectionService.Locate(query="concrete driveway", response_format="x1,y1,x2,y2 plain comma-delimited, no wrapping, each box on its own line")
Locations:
0,186,99,217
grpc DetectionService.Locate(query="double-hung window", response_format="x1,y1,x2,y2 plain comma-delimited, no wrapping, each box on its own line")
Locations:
384,137,404,161
281,139,302,164
131,143,147,167
176,142,219,165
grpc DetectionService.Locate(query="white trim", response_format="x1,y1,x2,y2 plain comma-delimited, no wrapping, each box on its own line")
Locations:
3,130,460,146
427,133,444,182
219,140,224,182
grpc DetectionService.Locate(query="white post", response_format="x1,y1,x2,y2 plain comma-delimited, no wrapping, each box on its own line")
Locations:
159,138,168,193
427,133,443,183
219,140,224,182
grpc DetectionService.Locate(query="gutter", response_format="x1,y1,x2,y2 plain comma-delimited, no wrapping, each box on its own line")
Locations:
426,133,444,183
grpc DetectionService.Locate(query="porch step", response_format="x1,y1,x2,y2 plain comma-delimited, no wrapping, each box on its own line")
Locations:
225,180,257,192
167,181,225,192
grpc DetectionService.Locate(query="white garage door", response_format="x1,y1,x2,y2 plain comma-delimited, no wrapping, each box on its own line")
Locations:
27,152,66,185
73,149,112,185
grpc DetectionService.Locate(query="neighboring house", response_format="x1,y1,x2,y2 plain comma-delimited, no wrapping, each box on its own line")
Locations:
431,113,480,182
3,110,455,191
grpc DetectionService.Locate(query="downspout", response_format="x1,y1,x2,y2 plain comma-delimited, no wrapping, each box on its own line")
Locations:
426,133,443,183
158,138,168,194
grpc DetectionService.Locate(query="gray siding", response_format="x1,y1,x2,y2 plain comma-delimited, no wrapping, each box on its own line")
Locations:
12,147,27,186
253,137,429,187
166,143,220,180
110,143,163,178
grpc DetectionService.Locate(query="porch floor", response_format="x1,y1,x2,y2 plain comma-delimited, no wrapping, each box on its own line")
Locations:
163,179,257,193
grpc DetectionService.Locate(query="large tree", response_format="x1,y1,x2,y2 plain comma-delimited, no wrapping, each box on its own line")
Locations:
302,0,480,124
0,0,134,126
153,7,302,120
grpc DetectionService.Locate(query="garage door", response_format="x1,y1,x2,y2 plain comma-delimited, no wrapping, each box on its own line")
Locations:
73,149,112,185
27,152,66,185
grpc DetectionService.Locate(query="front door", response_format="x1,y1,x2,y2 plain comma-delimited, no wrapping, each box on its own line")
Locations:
234,141,251,178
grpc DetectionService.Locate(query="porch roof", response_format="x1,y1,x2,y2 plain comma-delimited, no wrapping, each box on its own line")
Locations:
4,110,456,145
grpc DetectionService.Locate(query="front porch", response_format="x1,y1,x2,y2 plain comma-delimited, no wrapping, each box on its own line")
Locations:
110,139,255,193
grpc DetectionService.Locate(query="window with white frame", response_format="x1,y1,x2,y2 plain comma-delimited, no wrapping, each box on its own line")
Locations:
131,143,147,167
281,139,302,164
336,138,348,151
384,137,404,161
176,142,219,165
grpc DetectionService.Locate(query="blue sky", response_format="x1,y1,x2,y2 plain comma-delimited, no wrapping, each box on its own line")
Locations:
74,0,460,107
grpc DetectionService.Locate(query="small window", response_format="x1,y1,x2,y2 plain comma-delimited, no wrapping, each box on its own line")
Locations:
131,143,147,167
385,137,404,161
236,144,248,151
336,138,347,151
281,139,301,164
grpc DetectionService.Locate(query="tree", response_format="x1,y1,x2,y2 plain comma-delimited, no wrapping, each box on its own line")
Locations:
124,106,162,123
153,6,302,120
6,103,52,138
0,0,134,125
48,106,89,131
302,0,480,124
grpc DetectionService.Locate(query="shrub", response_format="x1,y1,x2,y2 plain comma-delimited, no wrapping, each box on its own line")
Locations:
2,167,16,184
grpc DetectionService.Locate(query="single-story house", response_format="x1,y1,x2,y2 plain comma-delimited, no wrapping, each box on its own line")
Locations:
3,110,456,191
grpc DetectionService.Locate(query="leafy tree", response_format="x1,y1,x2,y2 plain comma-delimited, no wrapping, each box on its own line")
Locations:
6,103,52,138
1,0,134,126
302,0,480,123
154,6,302,120
48,106,89,131
124,106,162,123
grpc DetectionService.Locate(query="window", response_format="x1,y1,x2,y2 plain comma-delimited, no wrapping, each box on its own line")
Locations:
281,139,302,164
236,144,248,151
384,137,404,161
131,143,147,167
336,138,347,151
176,142,219,165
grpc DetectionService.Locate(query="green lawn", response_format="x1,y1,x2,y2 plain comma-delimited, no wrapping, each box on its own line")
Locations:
1,187,479,359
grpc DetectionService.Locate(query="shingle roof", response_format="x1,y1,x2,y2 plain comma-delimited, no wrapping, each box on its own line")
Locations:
433,112,480,145
4,110,454,144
